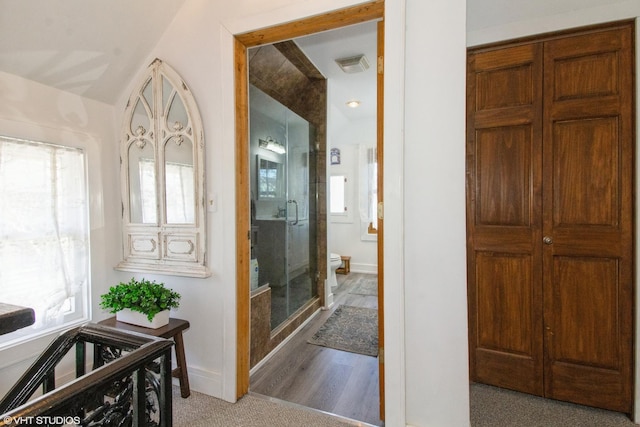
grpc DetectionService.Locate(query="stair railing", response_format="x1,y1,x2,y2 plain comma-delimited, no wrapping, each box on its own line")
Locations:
0,323,173,427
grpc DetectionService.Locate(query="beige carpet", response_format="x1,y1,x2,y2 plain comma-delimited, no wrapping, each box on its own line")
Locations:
174,383,638,426
172,388,365,427
471,383,636,426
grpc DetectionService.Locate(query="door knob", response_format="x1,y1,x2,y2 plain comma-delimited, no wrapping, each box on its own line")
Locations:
543,236,553,245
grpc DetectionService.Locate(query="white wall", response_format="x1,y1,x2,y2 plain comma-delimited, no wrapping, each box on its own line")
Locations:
0,71,121,395
467,1,640,422
403,0,469,425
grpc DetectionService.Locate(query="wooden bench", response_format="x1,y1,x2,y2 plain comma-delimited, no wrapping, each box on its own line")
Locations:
98,316,191,398
336,255,351,275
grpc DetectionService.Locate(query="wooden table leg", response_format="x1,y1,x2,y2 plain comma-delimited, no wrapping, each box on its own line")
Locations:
172,331,191,398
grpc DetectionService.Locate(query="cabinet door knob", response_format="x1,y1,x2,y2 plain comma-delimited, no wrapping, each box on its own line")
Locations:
543,236,553,245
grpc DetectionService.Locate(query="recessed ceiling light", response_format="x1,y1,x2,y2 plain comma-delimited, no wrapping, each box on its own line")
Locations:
346,100,361,108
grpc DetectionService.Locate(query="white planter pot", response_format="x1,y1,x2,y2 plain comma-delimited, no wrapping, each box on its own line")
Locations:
116,308,170,329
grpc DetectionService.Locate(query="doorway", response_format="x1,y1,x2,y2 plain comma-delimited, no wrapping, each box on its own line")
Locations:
233,0,385,420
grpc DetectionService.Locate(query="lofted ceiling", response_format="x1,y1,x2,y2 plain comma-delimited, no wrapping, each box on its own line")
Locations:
0,0,187,105
0,0,377,125
0,1,630,113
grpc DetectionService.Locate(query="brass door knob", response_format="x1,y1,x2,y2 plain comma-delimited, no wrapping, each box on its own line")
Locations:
543,236,553,245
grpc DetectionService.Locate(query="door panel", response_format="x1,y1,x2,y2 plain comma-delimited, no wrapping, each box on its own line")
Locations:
550,257,620,369
476,126,533,226
467,42,544,396
552,117,619,226
474,252,540,392
542,26,633,413
476,254,534,355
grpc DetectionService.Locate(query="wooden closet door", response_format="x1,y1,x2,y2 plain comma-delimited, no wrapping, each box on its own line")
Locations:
542,25,634,413
466,43,545,396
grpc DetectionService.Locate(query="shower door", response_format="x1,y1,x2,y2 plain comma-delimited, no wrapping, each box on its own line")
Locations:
280,113,315,329
250,85,318,330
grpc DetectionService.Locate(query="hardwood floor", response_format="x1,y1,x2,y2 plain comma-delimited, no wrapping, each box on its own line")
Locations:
250,272,382,426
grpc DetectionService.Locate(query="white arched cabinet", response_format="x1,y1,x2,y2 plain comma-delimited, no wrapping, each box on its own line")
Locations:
117,58,210,278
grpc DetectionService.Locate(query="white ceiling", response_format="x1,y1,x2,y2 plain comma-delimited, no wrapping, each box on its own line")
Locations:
0,0,377,125
466,0,632,31
295,21,378,124
0,0,186,104
0,0,630,113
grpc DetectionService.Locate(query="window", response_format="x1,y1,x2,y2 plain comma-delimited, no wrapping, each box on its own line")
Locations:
0,136,90,347
330,175,347,214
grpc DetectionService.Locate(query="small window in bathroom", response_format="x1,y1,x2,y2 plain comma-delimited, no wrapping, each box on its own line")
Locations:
330,175,347,214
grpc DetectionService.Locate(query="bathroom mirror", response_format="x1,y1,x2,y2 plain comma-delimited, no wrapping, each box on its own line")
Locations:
117,58,209,278
257,155,284,200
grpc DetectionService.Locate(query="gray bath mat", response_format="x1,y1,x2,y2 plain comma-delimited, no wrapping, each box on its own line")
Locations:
308,305,378,357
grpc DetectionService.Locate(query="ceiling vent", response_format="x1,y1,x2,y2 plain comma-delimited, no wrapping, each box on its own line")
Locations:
335,54,370,73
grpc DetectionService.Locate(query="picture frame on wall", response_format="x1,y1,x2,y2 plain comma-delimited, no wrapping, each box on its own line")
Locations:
330,147,341,165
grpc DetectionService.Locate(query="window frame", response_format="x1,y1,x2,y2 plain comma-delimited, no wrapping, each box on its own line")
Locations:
0,135,91,349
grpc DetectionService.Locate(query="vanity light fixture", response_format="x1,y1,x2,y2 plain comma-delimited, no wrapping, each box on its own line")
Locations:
346,100,361,108
259,136,286,154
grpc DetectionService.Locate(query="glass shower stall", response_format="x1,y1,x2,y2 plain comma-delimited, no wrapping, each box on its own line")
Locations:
249,84,318,330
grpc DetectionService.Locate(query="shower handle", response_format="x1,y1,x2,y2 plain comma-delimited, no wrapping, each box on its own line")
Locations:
287,200,299,225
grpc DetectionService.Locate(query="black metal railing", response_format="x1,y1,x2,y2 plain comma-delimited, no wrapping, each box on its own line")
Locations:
0,323,173,427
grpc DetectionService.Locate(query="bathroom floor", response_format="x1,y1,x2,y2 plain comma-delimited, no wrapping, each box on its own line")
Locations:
250,272,382,426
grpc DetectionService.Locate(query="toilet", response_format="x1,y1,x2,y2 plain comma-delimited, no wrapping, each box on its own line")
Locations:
328,253,342,289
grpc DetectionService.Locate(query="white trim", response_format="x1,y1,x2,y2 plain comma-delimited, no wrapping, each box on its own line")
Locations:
219,24,239,404
381,0,407,425
350,263,378,274
186,365,224,397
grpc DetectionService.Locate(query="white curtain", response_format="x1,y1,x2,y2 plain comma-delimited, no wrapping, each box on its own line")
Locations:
359,146,377,231
0,137,88,334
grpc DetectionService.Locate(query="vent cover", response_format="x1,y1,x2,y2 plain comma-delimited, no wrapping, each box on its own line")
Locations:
335,54,370,73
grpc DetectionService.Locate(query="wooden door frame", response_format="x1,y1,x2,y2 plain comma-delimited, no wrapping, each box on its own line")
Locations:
233,0,386,413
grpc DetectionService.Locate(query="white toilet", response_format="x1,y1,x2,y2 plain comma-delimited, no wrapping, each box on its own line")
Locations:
328,253,342,289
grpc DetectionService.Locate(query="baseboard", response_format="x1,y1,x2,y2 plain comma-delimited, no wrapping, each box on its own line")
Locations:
350,263,378,274
184,365,223,397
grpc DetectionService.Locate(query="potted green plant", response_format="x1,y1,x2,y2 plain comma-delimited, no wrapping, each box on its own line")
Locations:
100,277,181,328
